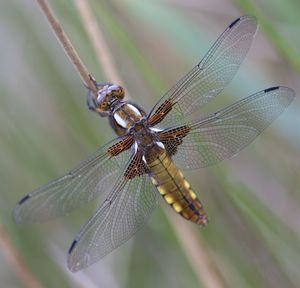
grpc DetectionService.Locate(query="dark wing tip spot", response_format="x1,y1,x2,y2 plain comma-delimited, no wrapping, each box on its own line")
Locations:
18,194,30,205
264,86,279,93
68,240,78,254
229,17,241,28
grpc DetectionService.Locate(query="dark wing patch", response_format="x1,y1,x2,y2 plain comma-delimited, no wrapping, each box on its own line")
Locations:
158,126,191,156
107,135,134,156
124,150,148,179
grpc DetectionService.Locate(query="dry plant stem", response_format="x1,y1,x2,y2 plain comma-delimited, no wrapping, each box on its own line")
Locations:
75,2,226,287
36,0,98,97
0,225,41,288
75,0,130,99
166,210,227,288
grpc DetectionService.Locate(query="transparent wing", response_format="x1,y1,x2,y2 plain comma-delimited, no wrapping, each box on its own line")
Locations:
13,137,133,223
170,87,295,169
148,15,257,128
67,166,158,272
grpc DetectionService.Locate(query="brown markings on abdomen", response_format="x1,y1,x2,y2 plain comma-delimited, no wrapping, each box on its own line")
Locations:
147,149,208,226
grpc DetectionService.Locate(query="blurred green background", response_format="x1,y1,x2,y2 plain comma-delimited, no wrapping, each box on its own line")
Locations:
0,0,300,287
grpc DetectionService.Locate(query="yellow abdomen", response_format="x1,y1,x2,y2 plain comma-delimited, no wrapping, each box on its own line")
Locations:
148,151,208,226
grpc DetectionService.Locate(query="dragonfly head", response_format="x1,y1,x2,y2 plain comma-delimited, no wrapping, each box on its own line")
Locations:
87,83,125,116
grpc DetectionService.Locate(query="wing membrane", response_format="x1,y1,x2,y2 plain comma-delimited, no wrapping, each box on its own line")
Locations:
13,137,133,223
148,15,257,128
170,87,295,169
67,162,158,272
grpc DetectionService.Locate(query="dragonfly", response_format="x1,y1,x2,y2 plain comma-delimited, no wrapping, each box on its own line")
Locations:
13,15,295,272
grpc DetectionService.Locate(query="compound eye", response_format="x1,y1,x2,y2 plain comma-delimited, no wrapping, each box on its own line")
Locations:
116,86,125,99
97,93,104,104
100,102,108,110
96,93,109,112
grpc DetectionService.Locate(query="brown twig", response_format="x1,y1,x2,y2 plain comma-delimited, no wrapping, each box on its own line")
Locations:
36,0,98,97
0,225,41,288
165,210,227,288
74,0,130,100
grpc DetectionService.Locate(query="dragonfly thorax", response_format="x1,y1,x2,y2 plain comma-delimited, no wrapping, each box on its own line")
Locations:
130,120,158,149
108,101,146,136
